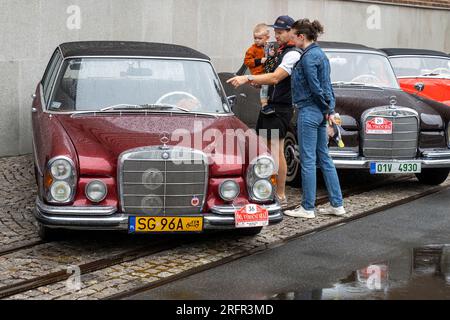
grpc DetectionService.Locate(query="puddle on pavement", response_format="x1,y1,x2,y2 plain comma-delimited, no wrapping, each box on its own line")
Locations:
270,244,450,300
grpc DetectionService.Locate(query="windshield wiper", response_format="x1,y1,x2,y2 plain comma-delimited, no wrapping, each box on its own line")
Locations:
100,103,190,113
332,81,382,89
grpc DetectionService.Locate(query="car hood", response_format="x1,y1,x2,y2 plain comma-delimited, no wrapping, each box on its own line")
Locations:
334,87,450,130
56,113,264,176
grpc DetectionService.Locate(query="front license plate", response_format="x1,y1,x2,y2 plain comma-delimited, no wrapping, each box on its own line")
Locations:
129,216,203,233
370,162,422,174
235,204,269,228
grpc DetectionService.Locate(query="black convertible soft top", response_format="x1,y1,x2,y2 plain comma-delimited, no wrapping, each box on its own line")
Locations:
380,48,449,58
318,41,385,54
58,41,210,60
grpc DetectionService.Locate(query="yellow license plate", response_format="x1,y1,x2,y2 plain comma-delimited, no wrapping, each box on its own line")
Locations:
129,216,203,233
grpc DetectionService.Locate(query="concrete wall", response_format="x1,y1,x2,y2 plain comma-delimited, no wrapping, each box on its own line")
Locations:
0,0,449,156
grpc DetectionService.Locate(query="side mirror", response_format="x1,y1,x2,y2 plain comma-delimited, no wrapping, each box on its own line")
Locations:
227,95,237,109
414,82,425,92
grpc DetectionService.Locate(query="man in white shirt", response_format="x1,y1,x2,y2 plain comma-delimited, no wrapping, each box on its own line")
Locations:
227,15,301,204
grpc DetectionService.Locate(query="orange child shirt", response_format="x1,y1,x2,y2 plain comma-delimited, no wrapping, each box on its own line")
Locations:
244,44,265,75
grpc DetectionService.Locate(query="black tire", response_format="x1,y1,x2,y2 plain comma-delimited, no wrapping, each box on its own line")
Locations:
236,226,263,236
415,168,450,185
37,223,63,241
284,131,301,187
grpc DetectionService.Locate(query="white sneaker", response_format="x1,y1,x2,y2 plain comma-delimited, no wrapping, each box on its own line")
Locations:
318,206,346,216
284,206,316,219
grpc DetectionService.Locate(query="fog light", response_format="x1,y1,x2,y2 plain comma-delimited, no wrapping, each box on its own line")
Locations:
50,181,72,202
219,180,240,201
85,180,107,203
252,180,273,200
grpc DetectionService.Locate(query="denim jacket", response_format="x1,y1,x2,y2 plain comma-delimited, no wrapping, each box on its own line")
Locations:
291,43,335,114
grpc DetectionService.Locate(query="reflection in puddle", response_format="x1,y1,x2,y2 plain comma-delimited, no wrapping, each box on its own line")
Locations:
271,245,450,300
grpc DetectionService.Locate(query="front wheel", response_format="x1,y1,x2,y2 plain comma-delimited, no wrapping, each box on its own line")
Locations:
284,131,301,187
415,168,450,185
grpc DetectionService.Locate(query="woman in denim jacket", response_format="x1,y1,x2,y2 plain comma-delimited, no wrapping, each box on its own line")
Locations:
284,19,345,219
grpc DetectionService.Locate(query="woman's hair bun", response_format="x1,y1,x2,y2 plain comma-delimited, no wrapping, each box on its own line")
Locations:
311,20,324,35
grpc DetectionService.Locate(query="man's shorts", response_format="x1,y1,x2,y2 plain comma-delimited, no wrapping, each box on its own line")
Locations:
256,105,294,140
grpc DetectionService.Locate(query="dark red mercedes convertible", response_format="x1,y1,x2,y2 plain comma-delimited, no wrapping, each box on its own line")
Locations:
31,41,282,239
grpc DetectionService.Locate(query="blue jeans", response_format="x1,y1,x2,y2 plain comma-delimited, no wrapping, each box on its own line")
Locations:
297,106,343,210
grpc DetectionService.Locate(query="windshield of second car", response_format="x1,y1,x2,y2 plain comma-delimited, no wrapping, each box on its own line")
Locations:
49,58,229,113
390,56,450,78
325,51,400,89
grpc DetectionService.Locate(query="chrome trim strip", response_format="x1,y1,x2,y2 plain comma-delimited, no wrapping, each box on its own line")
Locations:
35,205,283,230
333,158,450,169
36,197,116,216
389,55,450,61
46,51,64,111
203,211,283,229
422,150,450,158
123,182,204,186
329,151,359,158
62,55,211,62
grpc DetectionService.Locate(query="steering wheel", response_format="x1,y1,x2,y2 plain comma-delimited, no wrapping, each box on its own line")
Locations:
156,91,199,105
350,74,382,84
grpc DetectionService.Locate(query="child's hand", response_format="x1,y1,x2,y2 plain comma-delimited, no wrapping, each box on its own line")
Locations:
261,57,267,64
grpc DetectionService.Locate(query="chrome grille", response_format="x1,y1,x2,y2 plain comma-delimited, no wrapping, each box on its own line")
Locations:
119,147,208,215
362,107,419,159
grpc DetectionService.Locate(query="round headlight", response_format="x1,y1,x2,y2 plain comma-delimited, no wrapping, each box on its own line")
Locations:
219,180,240,201
85,180,107,203
50,181,72,202
50,159,72,180
254,157,275,179
252,179,273,200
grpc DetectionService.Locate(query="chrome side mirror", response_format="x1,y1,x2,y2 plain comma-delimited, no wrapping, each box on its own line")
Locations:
227,95,237,109
414,82,425,92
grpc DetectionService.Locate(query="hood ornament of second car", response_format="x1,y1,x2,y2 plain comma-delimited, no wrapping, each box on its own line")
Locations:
159,132,171,150
389,96,397,109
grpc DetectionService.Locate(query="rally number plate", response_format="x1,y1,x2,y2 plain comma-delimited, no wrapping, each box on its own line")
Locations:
129,216,203,233
370,162,422,174
235,204,269,228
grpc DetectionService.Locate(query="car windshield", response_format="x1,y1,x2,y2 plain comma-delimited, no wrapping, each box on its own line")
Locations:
49,58,230,114
389,56,450,78
325,51,400,89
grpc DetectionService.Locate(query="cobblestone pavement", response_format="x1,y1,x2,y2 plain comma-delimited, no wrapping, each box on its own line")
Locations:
1,154,447,300
0,155,39,246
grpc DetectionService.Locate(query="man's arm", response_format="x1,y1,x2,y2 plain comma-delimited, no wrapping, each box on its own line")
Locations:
227,65,289,87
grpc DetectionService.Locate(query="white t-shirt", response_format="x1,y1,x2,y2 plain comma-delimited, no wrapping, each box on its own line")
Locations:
278,51,301,75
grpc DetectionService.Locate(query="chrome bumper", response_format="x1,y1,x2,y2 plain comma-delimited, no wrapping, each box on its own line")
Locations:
34,197,283,231
330,150,450,169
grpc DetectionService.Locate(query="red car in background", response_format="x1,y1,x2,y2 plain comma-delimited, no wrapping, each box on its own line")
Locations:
381,48,450,105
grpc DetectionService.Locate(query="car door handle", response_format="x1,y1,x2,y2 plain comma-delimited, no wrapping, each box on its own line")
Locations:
239,93,247,98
